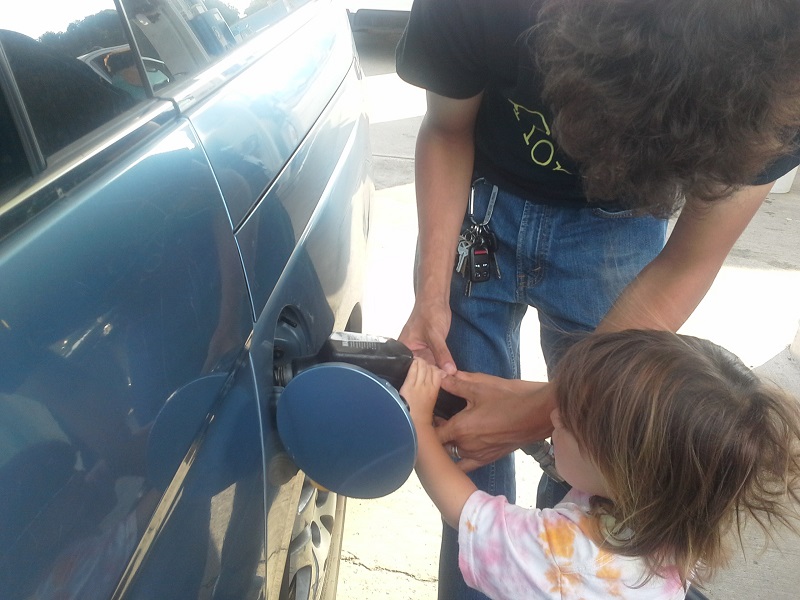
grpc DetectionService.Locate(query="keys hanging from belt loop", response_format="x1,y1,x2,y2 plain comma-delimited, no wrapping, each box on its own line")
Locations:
468,179,498,229
477,225,501,279
468,242,491,284
468,180,501,280
455,231,474,277
456,180,502,296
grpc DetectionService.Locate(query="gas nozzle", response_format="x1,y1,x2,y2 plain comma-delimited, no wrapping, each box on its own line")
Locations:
274,331,561,498
522,440,564,483
274,332,467,419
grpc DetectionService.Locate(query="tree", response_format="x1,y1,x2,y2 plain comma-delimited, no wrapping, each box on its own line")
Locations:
204,1,241,25
38,10,126,57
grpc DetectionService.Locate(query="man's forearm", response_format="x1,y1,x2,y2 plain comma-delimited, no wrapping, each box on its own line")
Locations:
596,252,718,334
598,183,770,334
411,92,483,302
413,119,476,302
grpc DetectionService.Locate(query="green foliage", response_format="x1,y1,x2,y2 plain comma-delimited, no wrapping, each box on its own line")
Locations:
38,9,126,57
205,1,242,25
245,0,279,17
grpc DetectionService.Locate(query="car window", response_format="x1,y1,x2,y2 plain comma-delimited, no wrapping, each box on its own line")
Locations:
0,0,320,195
118,0,315,81
227,0,315,40
143,59,171,89
1,2,142,159
0,90,30,190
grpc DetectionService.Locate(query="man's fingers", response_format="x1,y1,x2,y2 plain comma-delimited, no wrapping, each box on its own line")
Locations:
410,346,436,366
429,338,456,374
439,371,474,397
434,416,457,445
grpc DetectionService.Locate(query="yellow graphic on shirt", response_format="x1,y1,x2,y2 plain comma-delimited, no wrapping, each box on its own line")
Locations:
509,99,571,174
597,563,625,598
539,514,578,560
539,513,580,595
544,564,586,596
539,512,629,597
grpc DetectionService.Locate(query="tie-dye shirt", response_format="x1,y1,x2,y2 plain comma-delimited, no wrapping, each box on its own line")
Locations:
458,489,687,599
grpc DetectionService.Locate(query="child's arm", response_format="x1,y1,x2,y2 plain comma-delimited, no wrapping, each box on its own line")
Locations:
400,358,477,529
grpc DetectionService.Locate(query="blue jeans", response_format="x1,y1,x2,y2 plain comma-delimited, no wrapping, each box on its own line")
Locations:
437,178,667,600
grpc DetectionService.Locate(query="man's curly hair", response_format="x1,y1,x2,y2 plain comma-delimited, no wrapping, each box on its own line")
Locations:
533,0,800,215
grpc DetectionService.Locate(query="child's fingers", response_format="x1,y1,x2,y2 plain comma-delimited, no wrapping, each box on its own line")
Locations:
408,357,420,377
402,358,443,403
425,366,440,388
412,356,427,385
401,357,425,395
418,358,443,388
413,356,430,380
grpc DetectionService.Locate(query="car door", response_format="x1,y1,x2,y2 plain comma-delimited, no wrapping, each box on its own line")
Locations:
0,3,261,599
176,3,372,598
0,1,371,600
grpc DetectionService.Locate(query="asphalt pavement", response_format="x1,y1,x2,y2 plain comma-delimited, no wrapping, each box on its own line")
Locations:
337,29,800,600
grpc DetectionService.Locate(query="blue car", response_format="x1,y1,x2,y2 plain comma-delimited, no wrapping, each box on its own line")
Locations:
0,1,371,599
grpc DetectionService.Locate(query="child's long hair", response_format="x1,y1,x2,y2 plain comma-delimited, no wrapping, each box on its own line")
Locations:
552,330,800,585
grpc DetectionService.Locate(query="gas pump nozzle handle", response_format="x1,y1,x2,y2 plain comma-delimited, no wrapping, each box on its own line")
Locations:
274,332,467,419
432,388,467,420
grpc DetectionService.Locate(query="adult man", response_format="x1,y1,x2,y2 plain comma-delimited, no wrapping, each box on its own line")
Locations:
395,0,800,598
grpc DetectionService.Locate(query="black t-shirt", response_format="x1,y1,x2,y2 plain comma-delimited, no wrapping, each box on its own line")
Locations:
396,0,800,207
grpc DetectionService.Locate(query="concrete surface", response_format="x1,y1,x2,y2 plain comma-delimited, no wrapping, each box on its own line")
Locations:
338,29,800,600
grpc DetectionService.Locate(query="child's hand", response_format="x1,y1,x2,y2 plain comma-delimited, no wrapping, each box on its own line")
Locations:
399,357,444,425
400,358,476,530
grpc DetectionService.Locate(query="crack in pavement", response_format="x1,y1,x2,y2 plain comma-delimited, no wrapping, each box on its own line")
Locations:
341,553,438,583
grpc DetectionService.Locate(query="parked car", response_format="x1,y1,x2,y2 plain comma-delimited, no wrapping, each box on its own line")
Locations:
0,1,372,599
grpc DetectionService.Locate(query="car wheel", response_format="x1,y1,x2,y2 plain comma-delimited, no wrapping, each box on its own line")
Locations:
280,476,346,600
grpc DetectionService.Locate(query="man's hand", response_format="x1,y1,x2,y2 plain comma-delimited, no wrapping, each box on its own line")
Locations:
434,371,555,472
398,298,456,374
400,91,483,375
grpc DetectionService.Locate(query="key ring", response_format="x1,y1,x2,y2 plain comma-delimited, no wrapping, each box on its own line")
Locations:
468,178,499,227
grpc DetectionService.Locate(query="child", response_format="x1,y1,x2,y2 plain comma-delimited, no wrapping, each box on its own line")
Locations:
399,329,800,599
